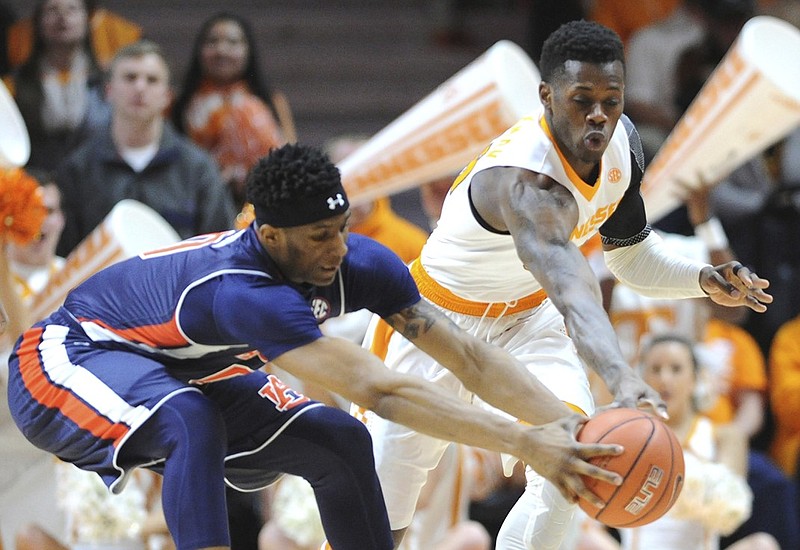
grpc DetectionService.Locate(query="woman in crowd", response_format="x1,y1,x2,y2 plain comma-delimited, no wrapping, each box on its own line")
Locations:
172,12,295,208
4,0,109,172
617,334,778,550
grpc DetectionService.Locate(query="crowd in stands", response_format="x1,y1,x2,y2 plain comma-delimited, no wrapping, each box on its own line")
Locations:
1,1,800,549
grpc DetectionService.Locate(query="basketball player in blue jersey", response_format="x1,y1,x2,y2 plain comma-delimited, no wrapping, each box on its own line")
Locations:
7,143,632,550
361,20,774,550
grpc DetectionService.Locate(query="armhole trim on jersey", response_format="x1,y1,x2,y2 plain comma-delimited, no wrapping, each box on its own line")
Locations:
468,182,510,235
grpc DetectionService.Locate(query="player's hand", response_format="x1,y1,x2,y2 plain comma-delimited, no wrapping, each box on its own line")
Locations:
607,367,669,420
521,414,622,507
700,261,772,312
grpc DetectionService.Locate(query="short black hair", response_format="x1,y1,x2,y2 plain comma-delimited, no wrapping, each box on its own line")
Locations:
246,143,341,211
539,20,625,81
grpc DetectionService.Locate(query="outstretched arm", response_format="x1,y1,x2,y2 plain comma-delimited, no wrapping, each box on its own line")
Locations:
384,299,574,425
273,336,622,507
472,166,666,416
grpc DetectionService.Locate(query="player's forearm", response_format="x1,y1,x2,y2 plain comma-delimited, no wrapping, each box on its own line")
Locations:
561,302,632,390
389,302,572,425
371,375,530,457
528,246,632,390
604,232,709,299
275,338,533,458
457,340,574,424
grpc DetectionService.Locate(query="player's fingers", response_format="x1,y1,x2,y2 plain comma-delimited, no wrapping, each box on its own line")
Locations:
727,265,773,311
575,445,624,485
742,269,773,303
730,262,754,287
705,269,742,301
578,441,624,460
726,264,770,298
560,412,594,438
568,476,605,509
554,478,581,505
637,397,669,420
744,294,768,313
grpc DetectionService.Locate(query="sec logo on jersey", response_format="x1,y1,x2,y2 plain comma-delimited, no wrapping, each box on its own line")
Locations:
311,297,331,321
608,167,622,183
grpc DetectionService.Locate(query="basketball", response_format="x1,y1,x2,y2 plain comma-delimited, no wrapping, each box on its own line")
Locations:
576,407,685,528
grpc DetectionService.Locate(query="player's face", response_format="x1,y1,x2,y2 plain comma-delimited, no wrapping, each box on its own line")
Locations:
639,341,696,420
270,212,351,286
540,60,624,178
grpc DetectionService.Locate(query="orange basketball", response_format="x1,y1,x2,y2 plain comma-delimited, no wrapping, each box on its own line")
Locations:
576,407,685,528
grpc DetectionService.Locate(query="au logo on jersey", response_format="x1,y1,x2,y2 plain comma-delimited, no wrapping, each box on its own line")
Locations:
311,297,331,321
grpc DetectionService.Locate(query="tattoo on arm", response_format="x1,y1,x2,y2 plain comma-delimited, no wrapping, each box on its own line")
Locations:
385,302,449,341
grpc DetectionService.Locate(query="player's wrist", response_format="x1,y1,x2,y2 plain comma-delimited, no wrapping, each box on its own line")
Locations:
698,265,714,296
598,361,636,392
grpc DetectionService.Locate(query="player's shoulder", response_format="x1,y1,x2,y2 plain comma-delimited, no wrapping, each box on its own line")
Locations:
616,114,644,173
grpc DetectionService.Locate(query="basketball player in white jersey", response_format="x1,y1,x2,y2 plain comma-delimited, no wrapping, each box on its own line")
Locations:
360,20,772,550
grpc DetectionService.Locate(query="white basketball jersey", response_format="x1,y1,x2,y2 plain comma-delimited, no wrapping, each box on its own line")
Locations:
421,112,632,304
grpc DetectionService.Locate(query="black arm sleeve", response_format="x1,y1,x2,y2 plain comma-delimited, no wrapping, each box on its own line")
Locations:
599,114,651,246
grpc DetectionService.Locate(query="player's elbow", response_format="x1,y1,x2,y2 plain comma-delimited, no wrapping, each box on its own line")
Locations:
346,370,401,415
353,371,434,425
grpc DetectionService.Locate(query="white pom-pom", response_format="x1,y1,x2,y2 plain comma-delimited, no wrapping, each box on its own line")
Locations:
272,475,326,546
669,453,752,535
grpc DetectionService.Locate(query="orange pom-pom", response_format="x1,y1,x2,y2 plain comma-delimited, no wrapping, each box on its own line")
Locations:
0,168,46,245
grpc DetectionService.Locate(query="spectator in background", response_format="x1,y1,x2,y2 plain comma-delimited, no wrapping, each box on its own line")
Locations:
55,40,236,257
768,307,800,550
172,12,295,209
592,182,799,550
3,0,110,172
588,0,681,44
622,0,709,162
617,334,779,550
598,184,767,435
3,174,65,306
672,0,755,116
0,170,68,550
709,128,800,355
429,0,472,48
768,312,800,474
646,0,800,355
6,0,141,71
